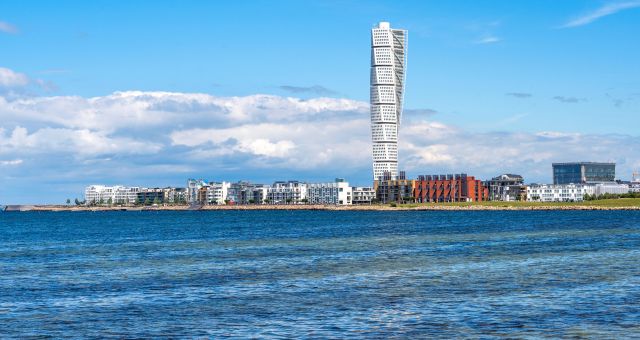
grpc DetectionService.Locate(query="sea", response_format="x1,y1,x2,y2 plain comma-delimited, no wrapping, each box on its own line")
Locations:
1,210,639,338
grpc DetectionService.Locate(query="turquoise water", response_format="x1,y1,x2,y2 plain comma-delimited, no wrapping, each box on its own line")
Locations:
1,210,639,338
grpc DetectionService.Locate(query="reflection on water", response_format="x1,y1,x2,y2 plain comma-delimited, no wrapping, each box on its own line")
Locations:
1,211,639,337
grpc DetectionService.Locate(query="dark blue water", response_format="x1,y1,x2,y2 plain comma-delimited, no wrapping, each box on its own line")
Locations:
1,211,639,338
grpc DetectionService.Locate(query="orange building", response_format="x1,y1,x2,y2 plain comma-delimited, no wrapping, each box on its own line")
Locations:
414,174,488,203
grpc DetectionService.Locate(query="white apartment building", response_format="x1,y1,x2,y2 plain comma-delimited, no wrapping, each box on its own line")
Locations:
370,21,407,181
187,179,208,204
593,183,630,196
206,182,230,205
528,183,631,202
307,179,352,205
84,185,140,204
267,181,308,204
352,186,376,204
527,184,594,202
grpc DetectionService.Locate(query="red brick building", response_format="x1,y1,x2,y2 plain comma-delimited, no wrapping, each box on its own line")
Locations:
413,174,488,203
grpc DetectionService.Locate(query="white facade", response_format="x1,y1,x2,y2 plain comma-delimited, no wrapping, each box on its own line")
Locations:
84,185,140,204
267,181,308,204
370,21,407,181
307,180,352,205
594,183,630,196
187,179,208,203
352,187,376,204
527,184,594,202
206,182,230,205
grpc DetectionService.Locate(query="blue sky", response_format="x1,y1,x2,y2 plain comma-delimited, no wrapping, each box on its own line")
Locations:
1,0,639,203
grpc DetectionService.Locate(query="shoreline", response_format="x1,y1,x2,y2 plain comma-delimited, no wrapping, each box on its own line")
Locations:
4,203,640,212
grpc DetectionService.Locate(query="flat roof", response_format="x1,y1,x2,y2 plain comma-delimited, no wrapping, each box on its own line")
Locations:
552,162,615,166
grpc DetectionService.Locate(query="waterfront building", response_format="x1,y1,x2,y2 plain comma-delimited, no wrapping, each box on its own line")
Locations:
187,179,208,204
267,181,308,204
136,188,165,205
307,179,352,205
528,182,630,202
206,182,230,205
84,185,141,205
485,174,525,201
370,21,407,181
593,183,630,196
136,187,187,205
352,186,376,204
527,184,594,202
237,182,269,205
164,187,187,204
552,162,615,184
85,185,186,205
414,174,488,203
374,172,415,203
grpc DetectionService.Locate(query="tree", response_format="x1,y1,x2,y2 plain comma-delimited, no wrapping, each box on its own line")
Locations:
153,197,160,205
74,198,81,206
301,198,308,204
248,199,256,204
144,198,151,206
107,197,113,206
402,196,415,204
263,199,270,204
66,198,71,206
286,198,293,205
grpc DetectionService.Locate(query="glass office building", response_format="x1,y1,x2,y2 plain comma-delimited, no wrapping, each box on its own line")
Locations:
552,162,615,184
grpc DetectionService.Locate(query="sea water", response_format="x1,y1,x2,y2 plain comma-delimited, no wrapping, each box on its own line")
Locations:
1,210,639,338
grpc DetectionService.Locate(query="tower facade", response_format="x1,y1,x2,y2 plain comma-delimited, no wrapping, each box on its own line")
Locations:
370,22,407,181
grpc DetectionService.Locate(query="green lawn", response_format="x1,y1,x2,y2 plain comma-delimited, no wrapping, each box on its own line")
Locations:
397,198,640,208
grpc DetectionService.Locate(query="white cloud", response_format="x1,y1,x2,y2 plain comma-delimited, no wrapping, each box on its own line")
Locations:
0,159,22,166
237,139,295,158
0,21,18,34
170,119,371,169
0,126,162,156
0,90,368,133
0,67,30,88
561,1,640,28
1,73,639,204
474,36,501,44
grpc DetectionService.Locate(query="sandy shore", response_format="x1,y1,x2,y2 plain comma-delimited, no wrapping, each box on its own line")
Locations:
6,204,640,211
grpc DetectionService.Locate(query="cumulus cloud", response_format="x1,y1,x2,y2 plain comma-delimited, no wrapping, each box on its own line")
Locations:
0,21,18,34
1,69,639,203
401,122,639,181
561,1,640,28
0,126,162,156
0,67,30,88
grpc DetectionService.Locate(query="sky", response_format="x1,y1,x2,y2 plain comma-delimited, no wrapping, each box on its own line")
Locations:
1,0,639,204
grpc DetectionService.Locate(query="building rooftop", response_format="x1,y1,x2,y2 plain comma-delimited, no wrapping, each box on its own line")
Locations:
552,162,615,166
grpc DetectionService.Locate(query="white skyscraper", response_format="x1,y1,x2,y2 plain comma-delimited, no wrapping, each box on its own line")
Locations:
370,22,407,181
